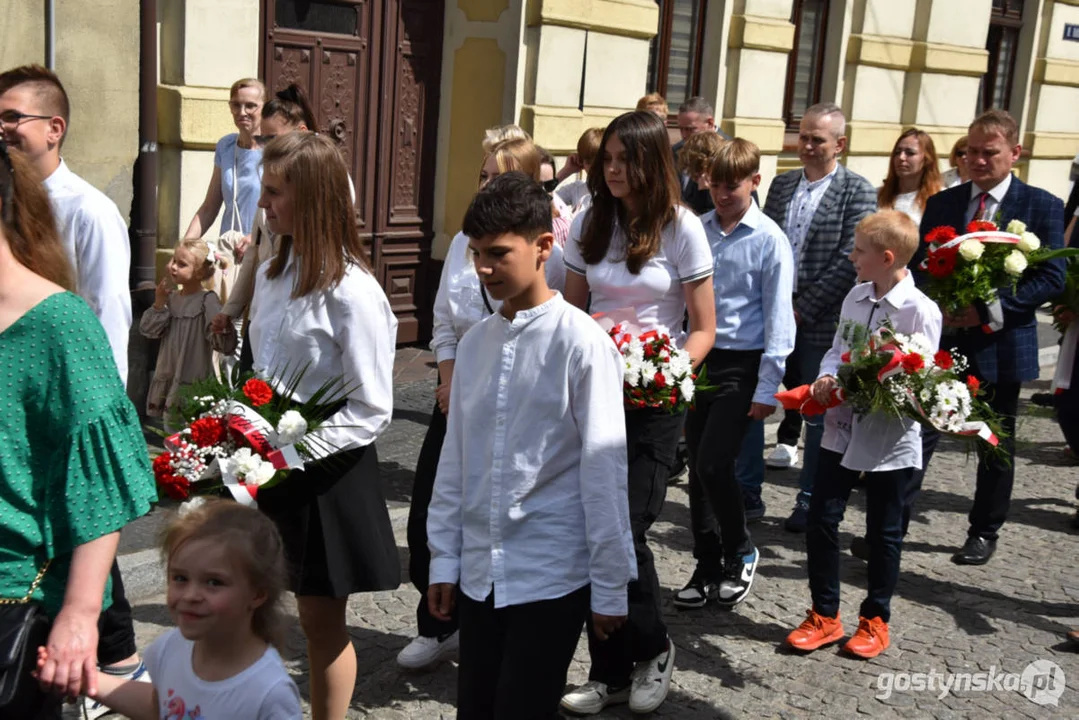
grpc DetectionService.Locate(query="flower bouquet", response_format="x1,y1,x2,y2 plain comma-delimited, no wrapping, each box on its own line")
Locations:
152,367,353,506
593,309,712,413
920,219,1076,331
774,321,1003,450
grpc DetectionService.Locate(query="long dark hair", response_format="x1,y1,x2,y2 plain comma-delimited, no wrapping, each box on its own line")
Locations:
263,83,317,132
0,141,74,290
581,111,680,274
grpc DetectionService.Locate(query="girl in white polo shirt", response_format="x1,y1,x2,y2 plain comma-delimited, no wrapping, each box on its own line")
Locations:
559,110,716,716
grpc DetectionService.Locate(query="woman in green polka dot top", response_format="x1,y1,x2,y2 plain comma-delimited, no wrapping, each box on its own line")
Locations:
0,142,156,716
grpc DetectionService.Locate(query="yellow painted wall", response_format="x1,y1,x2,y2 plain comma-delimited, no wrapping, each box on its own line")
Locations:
442,38,507,243
0,0,140,219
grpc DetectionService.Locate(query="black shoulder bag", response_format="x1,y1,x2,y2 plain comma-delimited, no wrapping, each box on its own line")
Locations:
0,560,52,715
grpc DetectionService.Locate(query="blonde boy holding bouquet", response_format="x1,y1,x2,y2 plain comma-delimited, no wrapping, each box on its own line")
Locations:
785,210,941,659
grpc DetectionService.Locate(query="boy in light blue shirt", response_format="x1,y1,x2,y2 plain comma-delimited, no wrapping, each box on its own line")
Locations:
676,139,796,610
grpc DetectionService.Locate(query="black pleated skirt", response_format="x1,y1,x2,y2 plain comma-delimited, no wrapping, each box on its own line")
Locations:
257,443,400,598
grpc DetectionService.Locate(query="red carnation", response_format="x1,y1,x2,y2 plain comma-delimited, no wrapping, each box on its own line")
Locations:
933,350,954,370
190,417,227,447
243,378,274,406
966,375,981,394
901,352,925,374
653,371,667,389
841,351,851,363
925,226,958,245
966,220,997,233
152,452,174,481
644,343,655,358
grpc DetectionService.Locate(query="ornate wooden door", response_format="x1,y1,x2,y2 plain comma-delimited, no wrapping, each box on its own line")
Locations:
261,0,444,343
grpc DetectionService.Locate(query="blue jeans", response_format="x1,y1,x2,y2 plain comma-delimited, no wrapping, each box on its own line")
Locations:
736,332,830,504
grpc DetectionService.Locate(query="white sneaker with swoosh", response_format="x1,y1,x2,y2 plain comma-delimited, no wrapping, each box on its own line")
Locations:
629,638,675,713
718,547,759,606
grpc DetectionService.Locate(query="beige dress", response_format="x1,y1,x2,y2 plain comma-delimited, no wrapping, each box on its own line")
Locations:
140,290,237,420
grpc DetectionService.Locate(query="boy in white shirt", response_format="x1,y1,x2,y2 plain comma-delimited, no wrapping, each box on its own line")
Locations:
785,210,941,659
427,172,636,718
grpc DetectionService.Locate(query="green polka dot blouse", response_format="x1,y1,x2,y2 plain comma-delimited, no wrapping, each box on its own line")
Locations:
0,292,156,616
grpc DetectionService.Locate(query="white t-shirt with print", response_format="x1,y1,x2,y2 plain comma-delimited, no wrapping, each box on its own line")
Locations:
563,205,713,347
143,628,302,720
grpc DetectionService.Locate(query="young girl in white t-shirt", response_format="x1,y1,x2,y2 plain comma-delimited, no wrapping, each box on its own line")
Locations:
67,499,302,719
560,110,716,717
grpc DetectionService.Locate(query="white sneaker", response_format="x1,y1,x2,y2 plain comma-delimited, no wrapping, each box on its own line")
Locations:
560,680,630,715
765,443,799,469
629,639,676,713
81,661,151,719
395,631,459,670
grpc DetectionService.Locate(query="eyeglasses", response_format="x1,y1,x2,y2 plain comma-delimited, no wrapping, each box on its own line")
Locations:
254,134,277,147
541,178,559,193
955,150,967,158
0,110,53,132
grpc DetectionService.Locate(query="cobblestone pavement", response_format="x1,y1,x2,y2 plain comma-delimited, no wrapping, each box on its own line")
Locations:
122,354,1079,719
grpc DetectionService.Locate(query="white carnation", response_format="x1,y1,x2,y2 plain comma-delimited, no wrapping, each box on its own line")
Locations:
906,332,935,357
1006,219,1027,235
1003,249,1028,277
678,378,695,403
177,496,208,517
1016,231,1040,253
276,410,309,445
958,239,984,261
247,460,277,487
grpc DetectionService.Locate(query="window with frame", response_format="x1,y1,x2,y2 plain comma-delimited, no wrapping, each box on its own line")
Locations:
646,0,708,112
783,0,830,132
978,0,1024,113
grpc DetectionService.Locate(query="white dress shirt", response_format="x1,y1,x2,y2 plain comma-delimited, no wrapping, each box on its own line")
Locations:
966,174,1012,224
818,274,942,472
427,293,637,615
248,254,397,457
429,231,567,363
44,160,132,382
563,206,713,348
785,165,839,277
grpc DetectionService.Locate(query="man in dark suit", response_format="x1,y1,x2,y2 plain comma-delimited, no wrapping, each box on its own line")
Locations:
671,97,730,215
738,103,876,532
915,109,1066,564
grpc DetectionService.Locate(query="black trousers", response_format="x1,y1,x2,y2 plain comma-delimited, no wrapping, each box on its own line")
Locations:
909,380,1020,540
807,449,915,623
406,404,458,637
1056,352,1079,453
685,349,759,571
456,586,588,720
97,562,137,665
585,408,680,687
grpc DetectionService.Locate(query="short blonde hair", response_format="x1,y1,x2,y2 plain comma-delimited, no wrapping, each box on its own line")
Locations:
482,124,531,154
709,138,760,186
177,238,216,281
678,131,727,177
485,137,542,181
636,92,669,117
969,110,1019,145
856,210,919,266
229,77,267,101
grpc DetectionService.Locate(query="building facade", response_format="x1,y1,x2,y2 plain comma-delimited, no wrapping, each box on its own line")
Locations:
154,0,1077,343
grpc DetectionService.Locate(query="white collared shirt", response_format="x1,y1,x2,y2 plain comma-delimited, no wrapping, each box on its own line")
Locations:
44,160,132,383
818,274,942,472
563,205,713,347
248,255,397,456
966,174,1012,224
427,293,637,615
429,231,567,363
785,164,839,276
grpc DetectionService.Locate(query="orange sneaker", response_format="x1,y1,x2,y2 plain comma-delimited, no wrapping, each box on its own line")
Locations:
785,609,844,652
843,616,890,659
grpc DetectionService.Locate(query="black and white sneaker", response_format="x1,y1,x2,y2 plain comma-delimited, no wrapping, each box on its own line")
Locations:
673,567,720,609
717,547,759,606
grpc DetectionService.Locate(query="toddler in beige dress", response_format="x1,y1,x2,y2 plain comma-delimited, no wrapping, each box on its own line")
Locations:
141,239,237,427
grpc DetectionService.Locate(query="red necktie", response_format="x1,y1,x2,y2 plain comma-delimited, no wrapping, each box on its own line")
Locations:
975,192,988,222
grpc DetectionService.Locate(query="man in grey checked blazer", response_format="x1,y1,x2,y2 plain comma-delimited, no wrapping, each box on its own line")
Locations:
737,103,876,532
